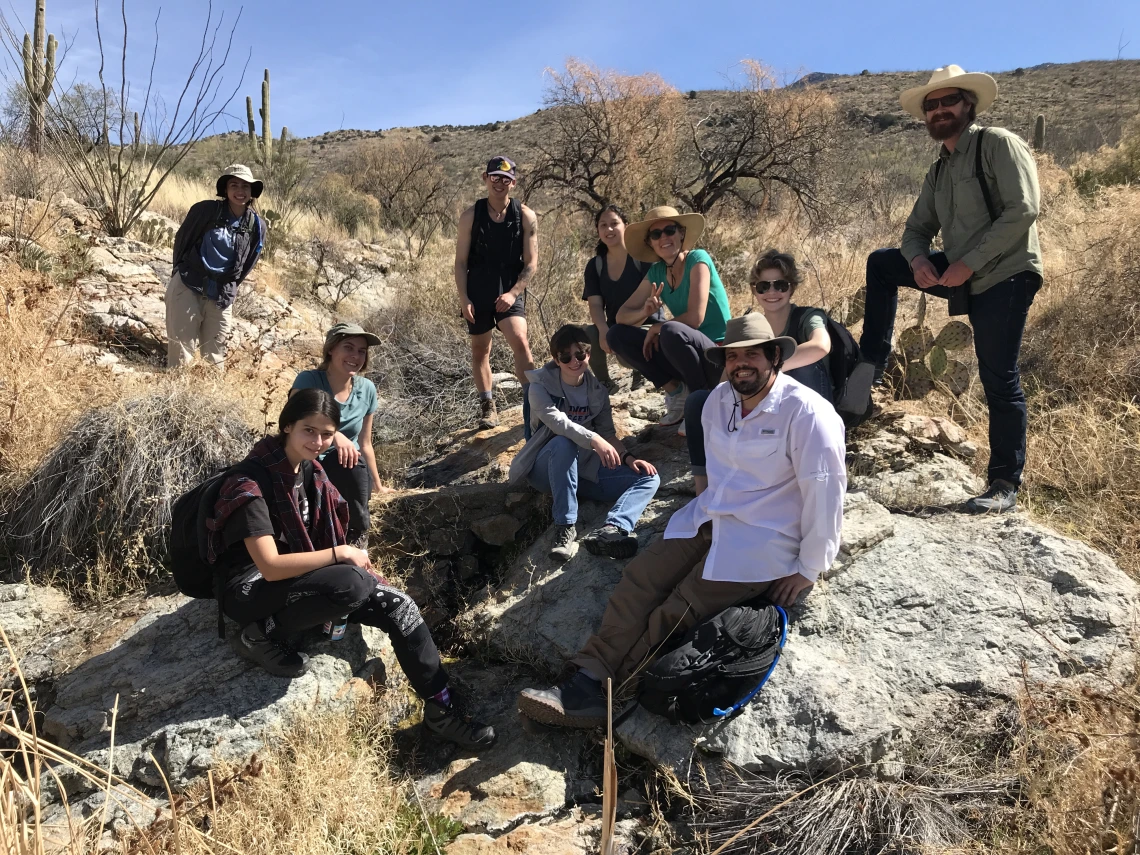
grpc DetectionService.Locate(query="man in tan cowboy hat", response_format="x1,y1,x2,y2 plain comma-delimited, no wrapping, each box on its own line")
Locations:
860,65,1043,514
517,314,846,728
165,163,266,368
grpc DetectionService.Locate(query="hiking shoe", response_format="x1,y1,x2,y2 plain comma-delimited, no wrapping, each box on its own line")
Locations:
423,698,497,750
676,419,687,437
964,479,1018,514
478,398,499,429
518,670,606,729
233,622,309,678
658,384,688,426
581,524,639,559
549,524,578,561
630,372,649,391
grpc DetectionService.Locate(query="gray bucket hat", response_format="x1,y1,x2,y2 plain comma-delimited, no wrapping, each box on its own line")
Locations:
216,163,264,198
705,313,797,366
324,322,382,350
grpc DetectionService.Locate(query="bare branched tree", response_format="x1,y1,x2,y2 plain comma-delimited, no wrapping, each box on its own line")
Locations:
674,61,840,216
345,137,454,261
527,58,681,215
31,0,247,236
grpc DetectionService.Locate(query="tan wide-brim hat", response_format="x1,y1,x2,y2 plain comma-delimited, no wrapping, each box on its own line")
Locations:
216,163,264,198
705,313,796,366
624,205,705,263
899,65,998,120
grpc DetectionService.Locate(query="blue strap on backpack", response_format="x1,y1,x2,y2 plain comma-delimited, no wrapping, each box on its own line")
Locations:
712,605,788,719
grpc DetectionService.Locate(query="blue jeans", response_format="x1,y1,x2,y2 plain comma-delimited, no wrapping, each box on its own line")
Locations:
526,435,660,531
786,362,832,403
859,248,1040,486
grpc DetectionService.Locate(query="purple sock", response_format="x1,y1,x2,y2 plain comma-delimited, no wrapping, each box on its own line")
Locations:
432,686,451,707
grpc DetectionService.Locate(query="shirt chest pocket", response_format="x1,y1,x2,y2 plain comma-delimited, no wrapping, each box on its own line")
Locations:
727,427,783,467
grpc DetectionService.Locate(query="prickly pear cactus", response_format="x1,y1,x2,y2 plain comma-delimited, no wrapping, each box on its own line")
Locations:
933,320,972,351
916,292,928,327
901,360,935,398
135,219,174,249
899,326,934,361
927,345,948,377
943,360,972,396
842,286,866,326
895,316,976,399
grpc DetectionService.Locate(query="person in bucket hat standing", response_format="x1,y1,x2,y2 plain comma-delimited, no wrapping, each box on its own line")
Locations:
517,314,845,729
454,156,537,431
859,66,1043,513
165,164,266,368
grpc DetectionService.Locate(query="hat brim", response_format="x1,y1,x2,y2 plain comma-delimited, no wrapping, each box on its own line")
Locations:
329,331,382,347
486,170,516,180
216,175,264,198
624,212,706,263
899,72,997,120
705,336,797,366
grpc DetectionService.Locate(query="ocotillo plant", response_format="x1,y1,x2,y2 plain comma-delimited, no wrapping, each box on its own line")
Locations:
1032,114,1046,151
22,0,57,155
246,68,288,169
897,294,975,398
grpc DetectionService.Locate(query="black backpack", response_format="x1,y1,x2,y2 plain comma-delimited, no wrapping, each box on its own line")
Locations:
638,602,788,725
168,460,273,637
789,306,875,429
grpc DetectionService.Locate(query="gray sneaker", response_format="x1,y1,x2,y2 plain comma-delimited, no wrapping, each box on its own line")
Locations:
658,383,688,426
549,524,578,561
964,479,1018,514
423,698,497,750
232,622,309,678
518,670,606,729
581,524,639,559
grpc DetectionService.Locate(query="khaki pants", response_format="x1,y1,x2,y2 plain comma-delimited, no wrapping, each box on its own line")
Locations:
572,523,770,687
164,271,233,368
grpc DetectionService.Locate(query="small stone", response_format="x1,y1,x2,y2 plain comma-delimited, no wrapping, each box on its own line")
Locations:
470,514,523,547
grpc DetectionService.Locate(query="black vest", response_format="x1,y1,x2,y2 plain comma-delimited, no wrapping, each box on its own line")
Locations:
466,198,524,298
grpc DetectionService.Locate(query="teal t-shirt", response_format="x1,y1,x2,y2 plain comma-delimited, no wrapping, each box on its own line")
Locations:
291,370,378,452
647,249,731,342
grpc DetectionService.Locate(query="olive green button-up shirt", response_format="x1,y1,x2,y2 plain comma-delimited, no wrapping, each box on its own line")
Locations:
901,124,1043,294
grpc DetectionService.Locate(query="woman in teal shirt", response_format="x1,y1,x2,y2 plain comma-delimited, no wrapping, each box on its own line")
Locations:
290,323,392,547
607,206,731,428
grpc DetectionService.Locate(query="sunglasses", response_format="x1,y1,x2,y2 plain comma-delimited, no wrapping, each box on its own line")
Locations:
488,174,514,184
647,224,680,241
557,349,590,364
752,279,791,294
922,92,965,113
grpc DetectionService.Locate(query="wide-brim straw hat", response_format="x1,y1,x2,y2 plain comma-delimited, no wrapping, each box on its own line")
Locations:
624,205,705,263
899,65,997,120
705,313,797,366
216,163,264,198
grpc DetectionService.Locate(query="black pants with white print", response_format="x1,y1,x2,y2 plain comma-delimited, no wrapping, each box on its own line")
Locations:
223,563,448,697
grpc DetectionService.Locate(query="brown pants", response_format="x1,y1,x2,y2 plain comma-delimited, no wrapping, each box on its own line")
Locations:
572,523,770,687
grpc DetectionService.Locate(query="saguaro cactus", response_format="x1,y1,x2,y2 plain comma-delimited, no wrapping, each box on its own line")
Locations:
1032,114,1045,151
247,68,287,168
22,0,57,154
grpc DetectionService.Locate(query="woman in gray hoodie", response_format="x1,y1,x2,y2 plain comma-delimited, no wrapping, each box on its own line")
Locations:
509,325,660,562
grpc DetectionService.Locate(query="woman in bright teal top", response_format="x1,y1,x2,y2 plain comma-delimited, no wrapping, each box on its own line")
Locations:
608,206,731,429
290,323,392,547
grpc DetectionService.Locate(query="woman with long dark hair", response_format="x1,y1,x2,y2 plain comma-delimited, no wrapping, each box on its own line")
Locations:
207,388,495,750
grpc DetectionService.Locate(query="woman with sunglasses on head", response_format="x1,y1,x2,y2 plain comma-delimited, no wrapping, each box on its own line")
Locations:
607,206,732,431
509,325,660,563
682,248,833,495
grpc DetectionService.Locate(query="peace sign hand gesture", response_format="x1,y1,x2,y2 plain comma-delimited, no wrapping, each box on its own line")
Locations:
642,280,665,318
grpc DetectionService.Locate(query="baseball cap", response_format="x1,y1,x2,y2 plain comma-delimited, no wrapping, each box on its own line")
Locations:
485,156,517,180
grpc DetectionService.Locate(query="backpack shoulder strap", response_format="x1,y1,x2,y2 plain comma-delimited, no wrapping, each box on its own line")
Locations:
975,128,999,223
595,255,603,277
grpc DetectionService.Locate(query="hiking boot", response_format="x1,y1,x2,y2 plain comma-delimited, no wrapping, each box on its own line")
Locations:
518,670,606,729
478,398,499,429
658,384,688,426
581,524,639,559
964,479,1018,514
630,371,649,391
233,622,309,678
423,698,497,750
549,524,578,562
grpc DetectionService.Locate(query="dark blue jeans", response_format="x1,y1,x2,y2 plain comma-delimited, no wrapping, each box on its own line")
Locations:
859,248,1041,487
607,321,722,391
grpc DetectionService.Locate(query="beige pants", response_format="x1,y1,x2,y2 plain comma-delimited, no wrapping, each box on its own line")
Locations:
164,271,233,368
572,523,770,687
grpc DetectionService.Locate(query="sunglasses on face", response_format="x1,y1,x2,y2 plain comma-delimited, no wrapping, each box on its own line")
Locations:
488,174,513,185
647,224,680,241
557,349,590,364
922,92,965,113
752,279,791,294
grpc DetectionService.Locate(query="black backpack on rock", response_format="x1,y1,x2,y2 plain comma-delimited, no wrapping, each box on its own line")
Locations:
638,602,788,725
788,306,875,429
168,460,273,637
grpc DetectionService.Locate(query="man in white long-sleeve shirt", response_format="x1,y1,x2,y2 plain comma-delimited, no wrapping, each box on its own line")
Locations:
518,313,846,728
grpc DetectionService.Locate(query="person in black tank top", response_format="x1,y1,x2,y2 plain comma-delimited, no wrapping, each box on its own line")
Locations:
455,156,537,431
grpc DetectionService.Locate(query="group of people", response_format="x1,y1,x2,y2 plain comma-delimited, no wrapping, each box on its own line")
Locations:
165,64,1042,743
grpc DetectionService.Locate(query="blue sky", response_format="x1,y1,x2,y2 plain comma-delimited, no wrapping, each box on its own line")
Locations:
8,0,1140,138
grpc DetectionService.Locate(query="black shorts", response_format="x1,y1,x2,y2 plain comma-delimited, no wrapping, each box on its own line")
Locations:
466,290,526,336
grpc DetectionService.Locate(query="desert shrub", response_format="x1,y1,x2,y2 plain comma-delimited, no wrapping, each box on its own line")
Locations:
1,385,255,597
1072,115,1140,192
302,172,379,238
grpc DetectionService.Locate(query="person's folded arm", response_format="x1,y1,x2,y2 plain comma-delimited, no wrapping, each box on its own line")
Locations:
529,382,595,448
615,276,655,326
781,326,831,371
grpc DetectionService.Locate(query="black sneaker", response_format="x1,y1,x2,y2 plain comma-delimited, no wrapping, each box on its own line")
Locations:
232,622,309,678
518,670,606,729
964,479,1018,514
423,698,497,750
549,524,578,561
581,524,639,559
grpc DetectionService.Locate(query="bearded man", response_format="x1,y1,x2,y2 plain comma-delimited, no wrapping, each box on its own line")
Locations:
859,65,1043,513
516,314,846,728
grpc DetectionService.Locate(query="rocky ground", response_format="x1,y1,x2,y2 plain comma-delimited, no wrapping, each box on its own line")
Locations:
6,374,1138,853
